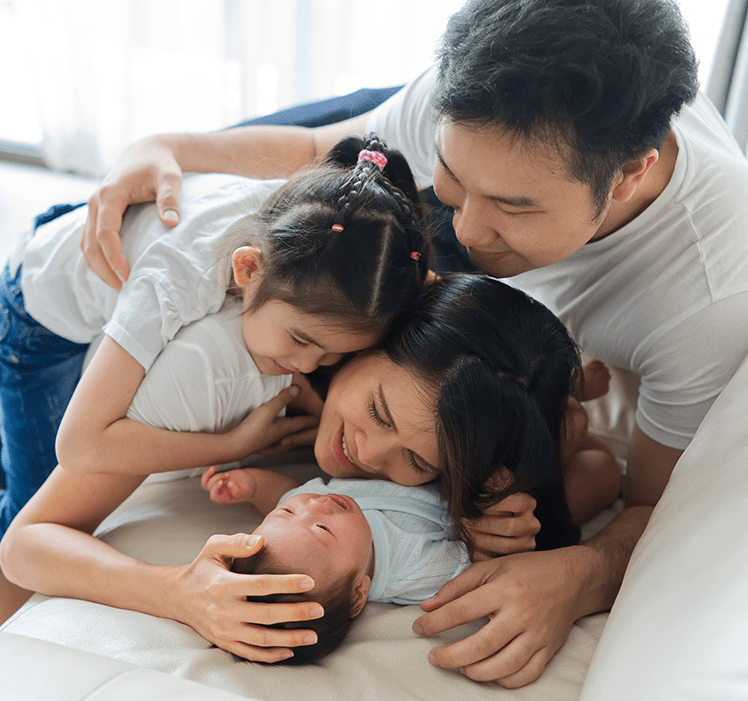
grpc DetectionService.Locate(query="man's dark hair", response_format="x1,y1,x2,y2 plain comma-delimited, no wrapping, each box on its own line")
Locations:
433,0,699,215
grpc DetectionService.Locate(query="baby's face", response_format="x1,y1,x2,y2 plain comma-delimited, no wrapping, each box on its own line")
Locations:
254,492,374,591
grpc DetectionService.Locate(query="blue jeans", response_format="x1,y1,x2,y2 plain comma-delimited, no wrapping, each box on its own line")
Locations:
0,207,89,536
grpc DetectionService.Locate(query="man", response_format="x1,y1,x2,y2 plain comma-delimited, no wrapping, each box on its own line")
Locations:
79,0,748,688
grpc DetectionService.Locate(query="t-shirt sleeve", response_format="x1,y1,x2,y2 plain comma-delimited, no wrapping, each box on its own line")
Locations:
365,67,439,190
635,293,748,449
103,274,185,372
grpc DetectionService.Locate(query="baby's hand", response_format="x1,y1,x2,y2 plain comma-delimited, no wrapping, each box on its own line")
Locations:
201,466,257,504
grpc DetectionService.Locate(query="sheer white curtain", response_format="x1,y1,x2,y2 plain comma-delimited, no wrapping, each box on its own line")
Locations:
19,0,463,177
707,0,748,152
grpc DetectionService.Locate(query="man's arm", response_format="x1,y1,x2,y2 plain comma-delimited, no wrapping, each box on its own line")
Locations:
623,424,683,507
83,116,368,288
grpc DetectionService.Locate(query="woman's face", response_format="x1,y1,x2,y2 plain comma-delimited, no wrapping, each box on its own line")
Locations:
314,351,440,486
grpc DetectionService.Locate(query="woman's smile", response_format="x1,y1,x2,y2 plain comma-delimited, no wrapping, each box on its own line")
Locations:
333,425,366,474
314,351,439,487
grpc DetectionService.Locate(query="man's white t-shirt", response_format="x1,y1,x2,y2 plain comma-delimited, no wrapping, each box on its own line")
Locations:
11,173,284,371
367,68,748,450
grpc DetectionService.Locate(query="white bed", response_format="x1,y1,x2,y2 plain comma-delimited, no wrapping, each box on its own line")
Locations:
1,162,747,700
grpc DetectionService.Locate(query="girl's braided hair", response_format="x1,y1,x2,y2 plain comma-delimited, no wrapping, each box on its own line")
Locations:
234,133,433,336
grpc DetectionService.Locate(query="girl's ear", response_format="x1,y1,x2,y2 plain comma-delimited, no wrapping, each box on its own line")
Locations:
231,246,265,287
350,575,371,618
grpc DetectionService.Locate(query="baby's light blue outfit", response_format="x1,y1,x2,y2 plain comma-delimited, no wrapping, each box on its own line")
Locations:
281,478,470,605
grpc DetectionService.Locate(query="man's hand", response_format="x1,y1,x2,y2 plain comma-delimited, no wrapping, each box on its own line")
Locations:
81,134,184,289
414,504,652,688
413,547,594,688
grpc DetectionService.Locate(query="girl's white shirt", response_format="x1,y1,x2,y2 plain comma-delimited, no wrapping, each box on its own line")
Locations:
11,173,284,371
126,296,292,436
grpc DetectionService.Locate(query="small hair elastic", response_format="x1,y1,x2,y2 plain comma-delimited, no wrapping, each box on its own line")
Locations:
357,149,388,171
331,224,344,232
410,251,421,261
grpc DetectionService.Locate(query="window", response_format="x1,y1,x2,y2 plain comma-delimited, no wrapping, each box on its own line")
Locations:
0,0,733,169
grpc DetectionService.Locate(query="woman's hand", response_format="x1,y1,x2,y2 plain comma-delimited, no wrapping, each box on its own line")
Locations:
465,492,540,560
201,466,257,504
227,386,320,458
171,533,323,663
81,134,184,289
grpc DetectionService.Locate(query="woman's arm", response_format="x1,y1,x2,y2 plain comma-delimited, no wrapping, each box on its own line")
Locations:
83,117,368,289
0,466,323,662
57,336,318,475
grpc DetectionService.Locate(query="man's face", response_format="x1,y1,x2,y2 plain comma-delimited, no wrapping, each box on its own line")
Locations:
433,118,611,277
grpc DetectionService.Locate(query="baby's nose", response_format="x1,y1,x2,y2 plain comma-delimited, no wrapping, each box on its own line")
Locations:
309,496,333,514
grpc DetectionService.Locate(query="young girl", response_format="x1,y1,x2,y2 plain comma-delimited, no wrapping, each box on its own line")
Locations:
0,133,431,537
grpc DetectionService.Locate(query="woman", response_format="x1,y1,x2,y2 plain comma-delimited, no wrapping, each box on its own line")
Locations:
0,274,597,662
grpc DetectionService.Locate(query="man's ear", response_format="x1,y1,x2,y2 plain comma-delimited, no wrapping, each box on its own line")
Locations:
231,246,264,287
350,575,371,618
610,148,659,203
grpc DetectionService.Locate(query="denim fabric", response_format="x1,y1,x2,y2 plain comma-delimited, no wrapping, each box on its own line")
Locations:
0,262,89,535
33,202,86,229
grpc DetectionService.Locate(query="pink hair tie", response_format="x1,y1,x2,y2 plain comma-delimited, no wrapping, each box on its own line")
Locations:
357,149,388,171
331,224,344,232
410,251,421,261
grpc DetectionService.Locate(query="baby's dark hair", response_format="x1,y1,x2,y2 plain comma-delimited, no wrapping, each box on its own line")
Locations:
433,0,699,216
230,133,432,336
232,547,359,665
383,274,581,554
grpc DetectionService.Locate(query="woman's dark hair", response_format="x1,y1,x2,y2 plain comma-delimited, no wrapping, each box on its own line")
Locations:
228,133,433,335
231,547,359,665
383,274,581,553
433,0,699,216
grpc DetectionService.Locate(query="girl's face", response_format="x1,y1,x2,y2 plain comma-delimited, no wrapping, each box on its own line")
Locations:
314,351,440,486
241,300,380,376
254,492,373,600
232,245,380,375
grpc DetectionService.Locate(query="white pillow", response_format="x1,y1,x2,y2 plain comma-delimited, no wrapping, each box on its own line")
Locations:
580,352,748,700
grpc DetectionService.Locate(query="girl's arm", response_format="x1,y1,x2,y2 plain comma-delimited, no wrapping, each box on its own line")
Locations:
0,466,323,662
57,336,318,475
